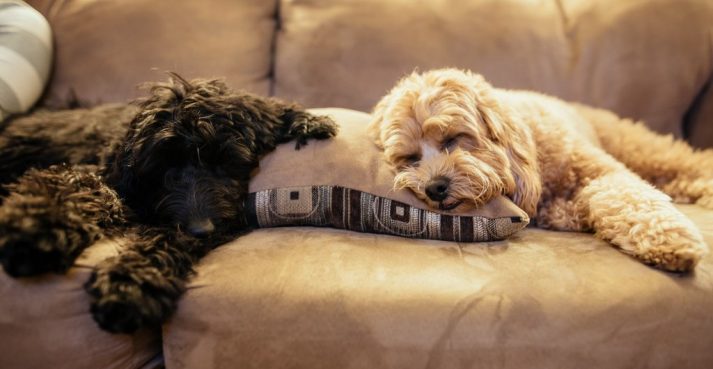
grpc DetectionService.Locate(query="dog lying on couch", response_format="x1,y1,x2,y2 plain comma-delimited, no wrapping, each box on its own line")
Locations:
369,68,713,273
0,74,337,333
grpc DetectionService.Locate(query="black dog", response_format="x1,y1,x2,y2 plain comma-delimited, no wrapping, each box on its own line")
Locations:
0,74,337,333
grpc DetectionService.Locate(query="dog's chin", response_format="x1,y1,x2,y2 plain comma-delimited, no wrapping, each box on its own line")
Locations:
438,199,463,211
420,197,471,213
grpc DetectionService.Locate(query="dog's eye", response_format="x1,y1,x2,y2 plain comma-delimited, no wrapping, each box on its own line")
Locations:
442,136,460,151
401,154,421,167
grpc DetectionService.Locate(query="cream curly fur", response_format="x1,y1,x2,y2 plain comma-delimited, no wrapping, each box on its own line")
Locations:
370,68,712,272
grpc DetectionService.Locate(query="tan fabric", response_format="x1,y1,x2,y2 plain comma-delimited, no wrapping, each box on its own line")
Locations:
0,239,161,369
22,0,713,147
164,204,713,369
274,0,713,143
559,0,713,138
251,108,527,220
686,83,713,149
26,0,277,104
274,1,567,111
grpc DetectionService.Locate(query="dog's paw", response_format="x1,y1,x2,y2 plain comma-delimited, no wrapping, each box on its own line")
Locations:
85,254,184,333
636,243,707,273
624,219,708,273
0,211,94,277
0,235,65,277
292,115,338,149
308,115,339,139
695,193,713,209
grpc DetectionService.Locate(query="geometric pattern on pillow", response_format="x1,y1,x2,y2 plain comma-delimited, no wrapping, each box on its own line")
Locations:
246,186,528,242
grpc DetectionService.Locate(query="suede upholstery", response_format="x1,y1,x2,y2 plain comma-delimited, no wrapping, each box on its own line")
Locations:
163,205,713,369
0,239,161,369
274,0,713,143
25,0,713,147
2,1,713,368
28,0,277,104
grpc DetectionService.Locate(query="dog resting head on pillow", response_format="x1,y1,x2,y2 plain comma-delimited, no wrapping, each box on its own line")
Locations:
247,108,528,242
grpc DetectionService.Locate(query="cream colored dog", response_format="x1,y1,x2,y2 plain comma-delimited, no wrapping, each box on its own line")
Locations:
369,68,712,272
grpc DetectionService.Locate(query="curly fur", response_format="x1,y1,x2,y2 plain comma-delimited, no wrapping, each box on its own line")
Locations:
0,74,337,333
370,68,711,273
0,164,125,276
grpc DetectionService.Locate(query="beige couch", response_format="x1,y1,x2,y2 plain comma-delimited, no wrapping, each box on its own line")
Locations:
2,1,713,368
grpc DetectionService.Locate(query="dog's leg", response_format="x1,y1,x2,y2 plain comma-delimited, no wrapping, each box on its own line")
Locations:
546,146,709,272
580,104,713,208
278,105,338,148
85,227,242,333
579,170,707,272
0,165,125,277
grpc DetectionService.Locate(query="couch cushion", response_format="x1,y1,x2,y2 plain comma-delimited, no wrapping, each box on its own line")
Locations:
248,108,529,241
0,238,162,369
27,0,277,105
558,0,713,139
163,204,713,369
274,0,567,111
685,81,713,149
274,0,713,143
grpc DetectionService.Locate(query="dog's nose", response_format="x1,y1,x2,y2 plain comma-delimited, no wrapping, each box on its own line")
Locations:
425,177,450,202
187,219,215,238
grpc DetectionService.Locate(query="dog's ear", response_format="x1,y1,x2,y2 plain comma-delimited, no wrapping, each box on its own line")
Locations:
467,73,541,216
370,71,424,150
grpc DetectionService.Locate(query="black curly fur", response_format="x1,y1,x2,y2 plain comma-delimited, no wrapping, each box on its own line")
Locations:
104,74,337,229
0,104,135,196
0,73,337,333
0,164,125,276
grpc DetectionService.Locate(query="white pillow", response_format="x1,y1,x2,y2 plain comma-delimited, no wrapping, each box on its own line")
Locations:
0,1,52,120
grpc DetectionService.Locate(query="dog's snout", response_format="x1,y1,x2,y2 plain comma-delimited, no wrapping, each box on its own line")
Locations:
186,219,215,238
425,177,450,201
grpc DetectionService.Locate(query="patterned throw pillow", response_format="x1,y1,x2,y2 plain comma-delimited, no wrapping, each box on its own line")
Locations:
247,108,529,242
0,1,52,120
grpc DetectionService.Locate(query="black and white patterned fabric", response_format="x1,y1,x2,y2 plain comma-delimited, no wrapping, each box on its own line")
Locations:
247,186,528,242
0,0,52,120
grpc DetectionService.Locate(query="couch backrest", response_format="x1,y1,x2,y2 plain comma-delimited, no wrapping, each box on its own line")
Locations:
27,0,713,148
27,0,276,104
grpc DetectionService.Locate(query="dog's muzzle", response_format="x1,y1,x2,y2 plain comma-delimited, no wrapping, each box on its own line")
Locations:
186,219,215,238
